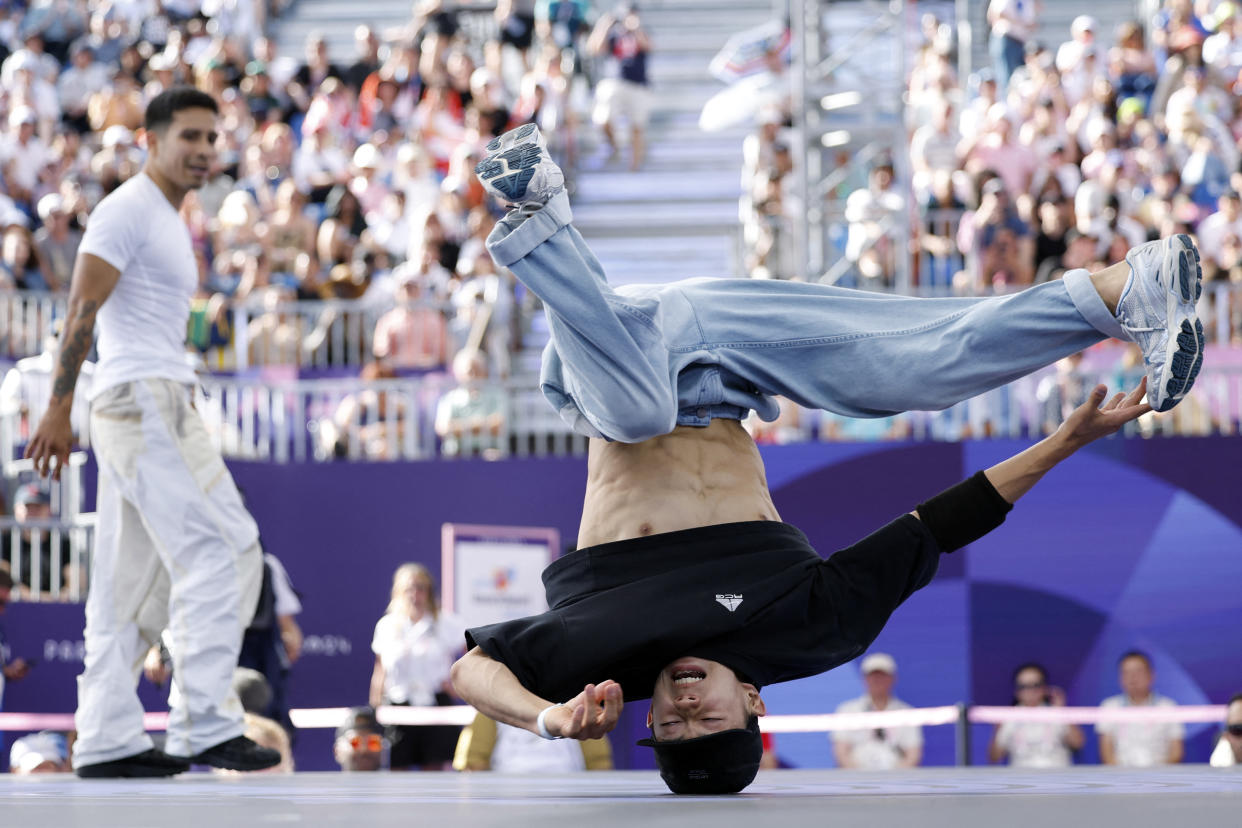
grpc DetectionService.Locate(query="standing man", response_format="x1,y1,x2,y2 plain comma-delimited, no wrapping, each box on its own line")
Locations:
451,126,1204,794
587,4,652,170
1097,650,1184,767
26,87,280,778
832,653,922,769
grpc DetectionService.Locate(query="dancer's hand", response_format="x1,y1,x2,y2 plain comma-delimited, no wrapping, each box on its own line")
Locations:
1053,377,1151,450
547,680,623,740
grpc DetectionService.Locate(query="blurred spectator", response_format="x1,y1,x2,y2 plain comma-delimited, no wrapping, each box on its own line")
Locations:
988,663,1083,767
844,159,904,288
832,653,923,769
8,730,71,774
334,705,386,772
1036,352,1090,434
1196,191,1242,275
454,710,613,771
32,193,80,291
588,3,651,170
1056,16,1103,107
369,563,464,771
238,552,303,736
2,106,51,213
1110,21,1158,108
320,362,413,460
1208,693,1242,767
1,482,69,597
435,349,507,458
986,0,1038,92
373,276,450,372
959,176,1033,292
1097,650,1184,767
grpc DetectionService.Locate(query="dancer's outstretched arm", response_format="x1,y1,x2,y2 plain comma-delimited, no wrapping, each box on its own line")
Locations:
983,377,1150,505
910,378,1151,553
451,647,623,740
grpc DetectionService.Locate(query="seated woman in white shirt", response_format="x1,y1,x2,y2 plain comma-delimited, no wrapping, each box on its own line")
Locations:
989,662,1084,768
370,563,465,770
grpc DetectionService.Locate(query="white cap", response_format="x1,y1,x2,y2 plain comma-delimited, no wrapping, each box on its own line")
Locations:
1072,15,1098,35
36,193,64,221
9,732,67,774
8,105,37,128
860,652,897,675
352,143,381,169
101,125,133,148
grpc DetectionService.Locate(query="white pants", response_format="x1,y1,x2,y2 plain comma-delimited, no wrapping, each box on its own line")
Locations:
73,379,262,767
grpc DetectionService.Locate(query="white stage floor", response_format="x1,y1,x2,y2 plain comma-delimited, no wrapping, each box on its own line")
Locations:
3,767,1240,828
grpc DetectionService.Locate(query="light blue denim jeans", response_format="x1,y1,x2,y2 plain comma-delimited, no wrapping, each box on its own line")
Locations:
486,192,1127,443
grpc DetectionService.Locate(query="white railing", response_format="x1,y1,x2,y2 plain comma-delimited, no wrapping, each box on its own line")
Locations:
0,515,96,603
195,375,591,463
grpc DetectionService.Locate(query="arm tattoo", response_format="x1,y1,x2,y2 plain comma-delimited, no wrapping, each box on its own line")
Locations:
51,299,99,402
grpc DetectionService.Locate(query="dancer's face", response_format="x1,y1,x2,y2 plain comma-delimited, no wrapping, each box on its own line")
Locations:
647,658,765,741
147,107,219,193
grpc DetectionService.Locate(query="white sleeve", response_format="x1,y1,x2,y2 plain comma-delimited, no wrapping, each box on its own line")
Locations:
1095,697,1118,736
79,191,145,273
265,554,302,616
371,615,391,657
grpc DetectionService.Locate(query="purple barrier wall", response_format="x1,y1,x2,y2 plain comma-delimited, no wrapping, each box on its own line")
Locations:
3,437,1240,772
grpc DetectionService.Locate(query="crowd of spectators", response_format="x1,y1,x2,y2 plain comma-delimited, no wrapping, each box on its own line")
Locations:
904,0,1242,344
0,0,608,390
736,2,1242,352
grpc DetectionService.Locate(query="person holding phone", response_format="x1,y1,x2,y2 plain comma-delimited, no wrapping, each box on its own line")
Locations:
989,662,1084,767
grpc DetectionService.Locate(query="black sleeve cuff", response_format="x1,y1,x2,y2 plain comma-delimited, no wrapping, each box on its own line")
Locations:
915,471,1013,553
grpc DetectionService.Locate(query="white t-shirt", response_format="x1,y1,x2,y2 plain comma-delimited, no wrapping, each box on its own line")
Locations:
264,553,301,617
78,172,198,399
371,611,465,707
832,696,923,770
995,719,1073,768
1096,694,1184,767
492,722,587,773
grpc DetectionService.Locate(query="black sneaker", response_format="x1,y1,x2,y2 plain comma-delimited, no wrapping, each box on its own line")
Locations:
75,748,190,778
184,735,281,771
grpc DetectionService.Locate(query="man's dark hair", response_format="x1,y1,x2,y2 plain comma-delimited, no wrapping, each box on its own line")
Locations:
1118,650,1153,670
144,86,219,133
0,568,13,590
1228,693,1242,707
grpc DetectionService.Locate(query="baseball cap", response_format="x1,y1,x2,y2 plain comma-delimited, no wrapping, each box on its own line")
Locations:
636,716,763,794
860,652,897,675
10,731,68,774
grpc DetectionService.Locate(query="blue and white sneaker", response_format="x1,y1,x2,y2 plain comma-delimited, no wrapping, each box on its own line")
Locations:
475,123,565,206
1116,234,1204,412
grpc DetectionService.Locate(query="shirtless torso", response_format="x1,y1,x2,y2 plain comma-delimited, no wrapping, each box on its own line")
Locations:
577,418,781,548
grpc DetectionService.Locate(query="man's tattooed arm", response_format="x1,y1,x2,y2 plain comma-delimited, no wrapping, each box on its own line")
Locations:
50,298,99,404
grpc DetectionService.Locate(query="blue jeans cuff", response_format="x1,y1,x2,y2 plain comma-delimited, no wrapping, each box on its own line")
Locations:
485,191,574,267
1063,268,1126,340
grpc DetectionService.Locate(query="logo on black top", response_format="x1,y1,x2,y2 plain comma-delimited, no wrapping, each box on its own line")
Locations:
715,594,743,612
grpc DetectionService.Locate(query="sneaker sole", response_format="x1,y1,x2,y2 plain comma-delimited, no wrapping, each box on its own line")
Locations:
75,763,187,778
1155,234,1204,412
475,123,544,203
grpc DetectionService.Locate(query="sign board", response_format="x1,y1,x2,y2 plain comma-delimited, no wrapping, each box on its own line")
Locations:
441,523,560,630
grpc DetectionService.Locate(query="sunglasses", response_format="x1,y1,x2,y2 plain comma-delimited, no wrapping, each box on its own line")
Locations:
345,733,383,753
1227,724,1242,737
